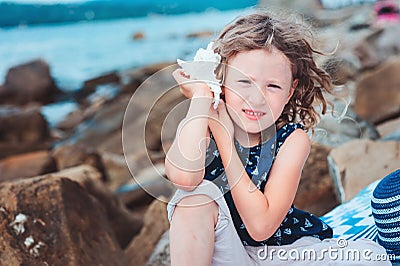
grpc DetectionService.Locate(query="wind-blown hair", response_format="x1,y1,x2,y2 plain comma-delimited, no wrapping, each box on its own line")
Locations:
213,11,334,131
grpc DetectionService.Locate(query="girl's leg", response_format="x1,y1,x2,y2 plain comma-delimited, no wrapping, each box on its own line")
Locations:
169,194,219,266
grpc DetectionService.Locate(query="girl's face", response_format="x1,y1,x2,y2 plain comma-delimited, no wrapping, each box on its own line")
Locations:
223,48,297,143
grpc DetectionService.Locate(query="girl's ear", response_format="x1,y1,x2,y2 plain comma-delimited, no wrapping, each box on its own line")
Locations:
286,79,298,103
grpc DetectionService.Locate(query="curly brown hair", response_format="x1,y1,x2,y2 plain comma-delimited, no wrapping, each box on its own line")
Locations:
212,10,334,131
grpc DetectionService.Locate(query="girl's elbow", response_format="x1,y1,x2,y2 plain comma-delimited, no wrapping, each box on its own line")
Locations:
247,223,277,242
165,160,204,191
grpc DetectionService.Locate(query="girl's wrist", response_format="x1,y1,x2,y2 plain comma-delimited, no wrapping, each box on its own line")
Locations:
192,87,213,99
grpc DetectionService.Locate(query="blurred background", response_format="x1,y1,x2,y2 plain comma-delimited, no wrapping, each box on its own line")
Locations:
0,0,399,265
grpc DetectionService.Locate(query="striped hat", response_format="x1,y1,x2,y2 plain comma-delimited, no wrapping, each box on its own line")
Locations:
371,169,400,263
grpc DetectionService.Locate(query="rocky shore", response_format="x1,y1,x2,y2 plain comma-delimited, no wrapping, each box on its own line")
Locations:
1,1,400,265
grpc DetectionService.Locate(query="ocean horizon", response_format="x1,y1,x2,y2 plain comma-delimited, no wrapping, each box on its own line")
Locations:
0,0,257,28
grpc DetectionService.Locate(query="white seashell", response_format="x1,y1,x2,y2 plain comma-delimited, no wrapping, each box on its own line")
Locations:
24,236,35,248
177,42,222,109
9,213,28,235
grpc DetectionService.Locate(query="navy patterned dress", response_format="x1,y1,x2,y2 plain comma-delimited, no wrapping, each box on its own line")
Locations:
204,123,333,246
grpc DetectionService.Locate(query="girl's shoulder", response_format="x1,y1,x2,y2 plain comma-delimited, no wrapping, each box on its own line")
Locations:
275,123,306,154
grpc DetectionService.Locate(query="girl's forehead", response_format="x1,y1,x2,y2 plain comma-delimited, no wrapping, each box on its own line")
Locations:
226,49,293,81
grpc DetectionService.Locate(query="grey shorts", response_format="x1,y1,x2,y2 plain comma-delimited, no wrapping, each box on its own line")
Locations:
167,180,391,265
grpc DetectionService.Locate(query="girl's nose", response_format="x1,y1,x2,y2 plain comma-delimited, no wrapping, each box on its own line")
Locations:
247,84,267,106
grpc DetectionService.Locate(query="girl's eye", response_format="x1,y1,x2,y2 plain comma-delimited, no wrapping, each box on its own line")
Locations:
268,84,281,89
237,79,252,85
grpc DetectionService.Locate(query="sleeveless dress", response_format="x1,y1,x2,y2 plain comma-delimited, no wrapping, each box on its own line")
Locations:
203,123,333,247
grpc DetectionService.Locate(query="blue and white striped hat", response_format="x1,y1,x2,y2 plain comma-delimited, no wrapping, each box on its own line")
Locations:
371,169,400,263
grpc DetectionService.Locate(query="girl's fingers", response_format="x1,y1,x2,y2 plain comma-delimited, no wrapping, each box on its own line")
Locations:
172,69,189,83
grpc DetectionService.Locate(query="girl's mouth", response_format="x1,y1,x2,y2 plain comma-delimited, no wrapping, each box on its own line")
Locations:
242,109,266,120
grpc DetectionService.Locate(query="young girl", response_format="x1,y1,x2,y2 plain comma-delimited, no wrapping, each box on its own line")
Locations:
165,11,390,265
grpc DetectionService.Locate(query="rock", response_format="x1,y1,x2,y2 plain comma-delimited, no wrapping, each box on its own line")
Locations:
313,107,380,147
377,117,400,140
0,150,56,182
101,152,134,191
0,176,128,265
294,143,339,216
116,163,175,211
0,59,60,105
56,108,86,131
258,0,322,20
125,198,169,266
119,62,175,96
144,87,187,151
132,31,145,40
72,63,181,156
186,30,213,39
354,24,400,70
38,164,144,249
70,97,129,154
0,106,51,159
38,164,103,184
80,72,120,97
52,144,106,179
328,139,400,202
353,57,400,124
147,231,170,266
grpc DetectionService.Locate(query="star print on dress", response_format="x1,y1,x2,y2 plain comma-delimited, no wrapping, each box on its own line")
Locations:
293,217,299,224
210,169,217,176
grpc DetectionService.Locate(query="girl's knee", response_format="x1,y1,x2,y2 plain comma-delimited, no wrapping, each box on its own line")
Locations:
173,194,219,226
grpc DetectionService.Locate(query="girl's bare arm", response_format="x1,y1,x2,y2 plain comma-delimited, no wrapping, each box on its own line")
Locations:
165,69,213,191
216,125,310,241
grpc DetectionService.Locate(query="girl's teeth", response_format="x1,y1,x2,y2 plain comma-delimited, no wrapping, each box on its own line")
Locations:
244,110,263,116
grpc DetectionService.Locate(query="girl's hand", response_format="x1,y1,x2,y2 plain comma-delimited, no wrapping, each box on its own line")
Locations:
209,100,234,144
172,69,212,99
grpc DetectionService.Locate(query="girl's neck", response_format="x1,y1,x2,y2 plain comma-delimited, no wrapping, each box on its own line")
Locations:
234,132,260,148
234,125,276,148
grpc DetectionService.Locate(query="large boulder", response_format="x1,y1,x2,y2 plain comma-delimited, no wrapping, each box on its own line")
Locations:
0,150,56,182
0,106,51,159
377,117,400,141
328,139,400,202
38,165,144,249
0,175,128,265
353,57,400,124
0,59,60,105
294,143,338,216
52,144,106,179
